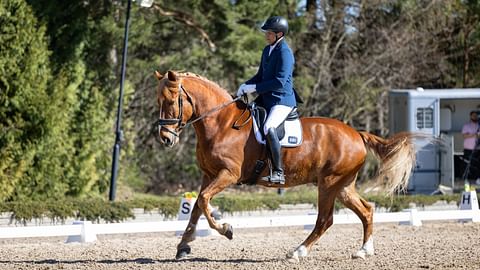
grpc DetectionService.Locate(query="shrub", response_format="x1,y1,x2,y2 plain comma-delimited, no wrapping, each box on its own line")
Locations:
0,191,464,225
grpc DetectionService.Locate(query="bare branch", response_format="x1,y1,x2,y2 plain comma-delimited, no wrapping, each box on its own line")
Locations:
152,4,216,51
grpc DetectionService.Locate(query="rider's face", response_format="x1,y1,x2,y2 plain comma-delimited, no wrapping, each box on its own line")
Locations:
264,31,279,45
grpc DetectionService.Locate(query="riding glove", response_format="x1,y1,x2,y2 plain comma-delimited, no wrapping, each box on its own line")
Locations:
236,84,256,96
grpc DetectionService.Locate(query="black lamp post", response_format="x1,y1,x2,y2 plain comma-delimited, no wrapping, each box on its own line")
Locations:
110,0,153,201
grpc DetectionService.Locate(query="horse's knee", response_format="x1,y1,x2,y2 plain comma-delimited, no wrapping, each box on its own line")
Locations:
196,193,208,209
327,215,334,225
320,215,334,229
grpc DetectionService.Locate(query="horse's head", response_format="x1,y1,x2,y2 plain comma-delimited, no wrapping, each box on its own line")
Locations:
154,70,194,147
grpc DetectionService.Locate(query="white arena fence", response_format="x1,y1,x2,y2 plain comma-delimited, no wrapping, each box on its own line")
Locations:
0,208,479,242
0,191,478,242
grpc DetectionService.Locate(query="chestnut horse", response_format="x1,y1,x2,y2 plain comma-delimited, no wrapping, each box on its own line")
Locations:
154,70,417,262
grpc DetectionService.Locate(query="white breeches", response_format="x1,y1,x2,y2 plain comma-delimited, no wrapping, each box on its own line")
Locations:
264,105,294,135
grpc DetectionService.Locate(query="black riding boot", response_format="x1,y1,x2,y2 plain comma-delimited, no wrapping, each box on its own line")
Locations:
266,127,285,184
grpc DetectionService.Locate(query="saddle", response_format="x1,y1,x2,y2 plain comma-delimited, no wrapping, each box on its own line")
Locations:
250,103,302,147
244,103,303,185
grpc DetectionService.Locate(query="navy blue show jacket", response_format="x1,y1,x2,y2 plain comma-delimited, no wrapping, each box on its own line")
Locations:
245,39,297,112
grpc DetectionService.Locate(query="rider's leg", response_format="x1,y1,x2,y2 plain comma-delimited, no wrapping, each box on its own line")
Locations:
263,105,294,135
263,105,293,184
266,127,284,183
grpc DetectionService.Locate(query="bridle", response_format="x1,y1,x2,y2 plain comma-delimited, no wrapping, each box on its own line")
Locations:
154,83,243,140
155,84,191,138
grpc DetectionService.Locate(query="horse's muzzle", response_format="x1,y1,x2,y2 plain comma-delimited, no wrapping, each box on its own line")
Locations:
162,135,178,147
152,120,181,147
159,128,179,147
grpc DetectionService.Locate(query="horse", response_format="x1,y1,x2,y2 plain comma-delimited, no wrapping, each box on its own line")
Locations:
154,70,417,262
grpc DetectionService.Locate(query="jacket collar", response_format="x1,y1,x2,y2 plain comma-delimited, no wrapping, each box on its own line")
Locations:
270,37,284,49
268,38,285,56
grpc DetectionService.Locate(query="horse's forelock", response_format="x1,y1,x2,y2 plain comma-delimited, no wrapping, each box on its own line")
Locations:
159,77,179,101
165,79,180,90
155,77,175,102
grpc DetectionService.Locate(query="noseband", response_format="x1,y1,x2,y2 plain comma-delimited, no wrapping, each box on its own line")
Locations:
154,83,242,141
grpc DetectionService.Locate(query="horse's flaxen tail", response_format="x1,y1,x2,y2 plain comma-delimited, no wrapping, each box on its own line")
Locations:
359,131,419,194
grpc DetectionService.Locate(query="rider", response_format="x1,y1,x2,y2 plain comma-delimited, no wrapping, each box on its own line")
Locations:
236,15,297,184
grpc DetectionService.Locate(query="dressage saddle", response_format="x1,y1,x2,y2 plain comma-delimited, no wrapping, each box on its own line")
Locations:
247,103,300,185
250,104,299,141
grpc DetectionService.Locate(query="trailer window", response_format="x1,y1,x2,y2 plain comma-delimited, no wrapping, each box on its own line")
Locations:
416,107,433,129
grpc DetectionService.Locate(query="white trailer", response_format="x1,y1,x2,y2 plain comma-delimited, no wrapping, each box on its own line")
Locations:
388,88,480,194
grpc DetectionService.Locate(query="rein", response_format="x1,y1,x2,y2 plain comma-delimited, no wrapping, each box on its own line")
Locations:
188,95,243,126
154,84,244,139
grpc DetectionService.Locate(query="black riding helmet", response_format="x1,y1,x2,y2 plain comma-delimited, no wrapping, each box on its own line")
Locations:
261,16,288,35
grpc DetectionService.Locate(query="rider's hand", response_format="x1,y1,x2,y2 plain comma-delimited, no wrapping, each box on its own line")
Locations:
236,84,256,96
236,84,246,97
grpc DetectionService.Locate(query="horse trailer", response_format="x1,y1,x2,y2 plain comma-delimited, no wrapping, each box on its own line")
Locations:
388,88,480,194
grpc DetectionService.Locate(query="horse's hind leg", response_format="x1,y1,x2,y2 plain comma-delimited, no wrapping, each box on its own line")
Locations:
287,185,336,262
337,183,374,259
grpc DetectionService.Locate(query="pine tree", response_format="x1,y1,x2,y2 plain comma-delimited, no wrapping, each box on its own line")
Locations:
27,0,116,198
0,0,53,200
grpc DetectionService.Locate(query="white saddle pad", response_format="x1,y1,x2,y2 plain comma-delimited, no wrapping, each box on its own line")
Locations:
252,117,303,147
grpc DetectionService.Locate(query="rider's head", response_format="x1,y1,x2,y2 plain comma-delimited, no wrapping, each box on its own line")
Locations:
261,16,288,45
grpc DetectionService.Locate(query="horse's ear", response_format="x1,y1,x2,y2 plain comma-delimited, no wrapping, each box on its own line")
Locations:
167,70,178,82
154,70,163,81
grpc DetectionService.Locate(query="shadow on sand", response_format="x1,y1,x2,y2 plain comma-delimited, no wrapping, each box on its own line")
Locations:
0,257,277,265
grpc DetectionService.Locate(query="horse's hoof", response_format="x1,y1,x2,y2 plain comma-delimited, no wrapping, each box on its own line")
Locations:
223,223,233,240
286,252,299,263
286,245,306,262
352,249,366,260
352,247,374,260
287,256,299,263
352,253,365,260
175,245,191,260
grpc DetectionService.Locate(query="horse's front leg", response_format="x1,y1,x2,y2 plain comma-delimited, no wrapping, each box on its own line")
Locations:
197,169,236,238
176,174,211,259
175,170,236,259
175,200,203,259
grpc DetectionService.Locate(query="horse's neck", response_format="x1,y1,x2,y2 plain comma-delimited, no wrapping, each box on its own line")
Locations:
183,78,240,139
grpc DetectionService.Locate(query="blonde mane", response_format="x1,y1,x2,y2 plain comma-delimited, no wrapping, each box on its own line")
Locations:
177,72,232,99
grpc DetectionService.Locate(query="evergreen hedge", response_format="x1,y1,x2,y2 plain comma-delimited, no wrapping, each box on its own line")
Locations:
0,191,465,225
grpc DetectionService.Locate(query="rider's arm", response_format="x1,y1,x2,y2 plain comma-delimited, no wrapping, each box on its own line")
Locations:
255,47,294,94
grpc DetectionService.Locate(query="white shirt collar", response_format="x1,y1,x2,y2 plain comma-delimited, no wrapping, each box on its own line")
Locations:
268,37,284,56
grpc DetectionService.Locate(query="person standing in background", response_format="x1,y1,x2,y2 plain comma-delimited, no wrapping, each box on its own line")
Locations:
462,111,480,185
